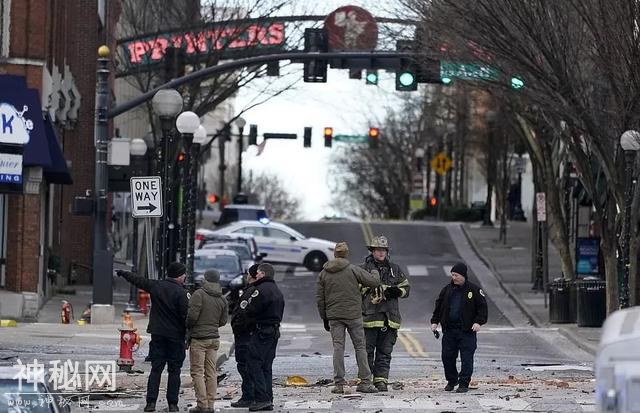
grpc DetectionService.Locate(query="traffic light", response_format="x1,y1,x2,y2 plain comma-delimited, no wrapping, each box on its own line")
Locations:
366,70,378,85
395,40,417,91
303,127,312,148
303,28,328,83
510,75,524,89
349,68,362,79
324,127,333,148
177,151,186,162
248,124,258,146
207,194,219,204
429,196,438,208
369,127,379,149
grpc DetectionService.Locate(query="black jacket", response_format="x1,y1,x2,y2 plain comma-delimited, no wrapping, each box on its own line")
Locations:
231,283,258,335
122,273,189,339
237,277,284,330
431,280,488,332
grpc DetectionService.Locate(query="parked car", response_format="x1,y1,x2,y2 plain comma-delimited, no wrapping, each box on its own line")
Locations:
196,230,266,264
201,242,255,272
216,204,269,226
193,249,244,291
212,220,335,272
0,365,71,412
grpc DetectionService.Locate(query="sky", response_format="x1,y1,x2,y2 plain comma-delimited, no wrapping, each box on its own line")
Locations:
235,0,416,220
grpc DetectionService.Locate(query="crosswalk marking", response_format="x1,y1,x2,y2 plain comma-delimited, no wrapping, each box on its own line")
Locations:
407,265,429,276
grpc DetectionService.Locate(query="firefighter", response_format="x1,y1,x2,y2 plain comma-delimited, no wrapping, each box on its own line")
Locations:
430,262,488,393
360,235,410,392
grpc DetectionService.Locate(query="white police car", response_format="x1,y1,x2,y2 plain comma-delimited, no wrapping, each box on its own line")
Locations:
213,220,335,272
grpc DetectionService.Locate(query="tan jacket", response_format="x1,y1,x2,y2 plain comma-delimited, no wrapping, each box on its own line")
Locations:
187,281,228,339
316,258,380,321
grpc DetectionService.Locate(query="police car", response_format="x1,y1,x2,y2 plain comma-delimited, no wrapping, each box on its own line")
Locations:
212,220,335,272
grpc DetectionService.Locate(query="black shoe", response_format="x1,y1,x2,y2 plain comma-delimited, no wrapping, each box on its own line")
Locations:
249,401,274,411
143,402,156,412
231,399,253,408
444,382,457,391
456,385,469,393
168,403,179,412
374,382,388,392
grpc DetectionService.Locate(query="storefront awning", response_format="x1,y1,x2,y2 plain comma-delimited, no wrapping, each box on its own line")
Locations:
42,115,72,185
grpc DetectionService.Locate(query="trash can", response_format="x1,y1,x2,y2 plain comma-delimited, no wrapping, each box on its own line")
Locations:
549,279,576,323
576,278,606,327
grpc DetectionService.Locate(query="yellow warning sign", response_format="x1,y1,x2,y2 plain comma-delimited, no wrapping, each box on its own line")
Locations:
431,152,453,176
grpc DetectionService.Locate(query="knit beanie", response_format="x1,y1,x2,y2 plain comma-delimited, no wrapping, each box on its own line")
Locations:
204,269,220,283
167,262,186,278
451,262,468,278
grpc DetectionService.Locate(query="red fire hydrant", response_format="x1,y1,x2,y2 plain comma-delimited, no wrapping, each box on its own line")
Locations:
138,289,150,315
61,300,73,324
117,326,141,372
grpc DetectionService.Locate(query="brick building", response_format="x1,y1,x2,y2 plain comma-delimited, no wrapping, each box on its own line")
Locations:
0,0,120,319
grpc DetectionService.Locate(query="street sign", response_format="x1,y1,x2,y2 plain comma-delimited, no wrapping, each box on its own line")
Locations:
440,61,499,81
430,152,453,176
536,192,546,222
334,134,367,143
130,176,163,218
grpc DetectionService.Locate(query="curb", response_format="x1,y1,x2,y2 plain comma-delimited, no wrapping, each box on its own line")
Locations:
460,224,543,328
557,327,598,356
0,319,17,327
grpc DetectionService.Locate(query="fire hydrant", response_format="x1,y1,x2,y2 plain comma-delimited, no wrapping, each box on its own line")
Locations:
122,312,134,329
117,326,141,372
138,289,150,315
61,300,73,324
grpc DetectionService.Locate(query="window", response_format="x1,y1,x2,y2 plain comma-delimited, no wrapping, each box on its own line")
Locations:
234,227,265,237
0,0,10,57
267,229,293,240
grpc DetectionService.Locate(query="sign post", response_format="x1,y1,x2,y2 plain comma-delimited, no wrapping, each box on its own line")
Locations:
534,192,549,307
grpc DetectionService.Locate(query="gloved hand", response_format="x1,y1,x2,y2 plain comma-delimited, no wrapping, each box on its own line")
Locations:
115,269,130,278
370,286,384,304
323,319,330,332
384,286,402,299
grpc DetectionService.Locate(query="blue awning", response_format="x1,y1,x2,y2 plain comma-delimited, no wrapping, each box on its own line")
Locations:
43,115,72,185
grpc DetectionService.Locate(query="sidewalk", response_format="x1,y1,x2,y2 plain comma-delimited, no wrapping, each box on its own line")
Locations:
462,221,601,355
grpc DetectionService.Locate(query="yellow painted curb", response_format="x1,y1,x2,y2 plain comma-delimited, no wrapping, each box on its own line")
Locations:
0,319,17,327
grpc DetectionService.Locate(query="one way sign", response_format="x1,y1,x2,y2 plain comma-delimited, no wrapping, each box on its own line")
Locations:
130,176,163,218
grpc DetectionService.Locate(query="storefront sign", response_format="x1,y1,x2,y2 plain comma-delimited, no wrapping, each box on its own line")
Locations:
0,103,34,145
576,237,600,277
119,22,285,67
0,153,22,184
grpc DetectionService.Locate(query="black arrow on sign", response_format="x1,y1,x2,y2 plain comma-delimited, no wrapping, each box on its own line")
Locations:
137,203,157,213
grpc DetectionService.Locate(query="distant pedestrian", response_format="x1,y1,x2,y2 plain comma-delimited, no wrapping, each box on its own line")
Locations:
430,262,488,393
237,263,285,411
117,262,190,412
360,235,410,392
229,264,259,409
186,270,228,413
316,242,381,394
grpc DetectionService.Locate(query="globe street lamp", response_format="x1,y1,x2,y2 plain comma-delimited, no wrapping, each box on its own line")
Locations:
176,111,200,269
152,89,183,279
126,137,147,313
619,130,640,308
234,117,247,195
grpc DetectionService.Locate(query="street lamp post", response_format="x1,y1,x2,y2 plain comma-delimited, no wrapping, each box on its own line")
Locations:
176,112,200,269
234,117,246,195
483,110,497,226
187,125,207,281
151,89,183,279
219,124,230,203
126,138,148,312
619,130,640,309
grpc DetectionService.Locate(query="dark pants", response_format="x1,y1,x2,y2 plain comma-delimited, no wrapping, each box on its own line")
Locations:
442,328,477,387
364,327,397,383
247,326,279,403
234,333,254,401
147,335,186,404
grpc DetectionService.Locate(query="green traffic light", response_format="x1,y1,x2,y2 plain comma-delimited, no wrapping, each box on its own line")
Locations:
399,72,416,87
366,72,378,84
441,76,452,85
511,76,524,89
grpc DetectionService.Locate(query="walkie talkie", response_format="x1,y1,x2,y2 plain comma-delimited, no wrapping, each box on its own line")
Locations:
433,330,440,339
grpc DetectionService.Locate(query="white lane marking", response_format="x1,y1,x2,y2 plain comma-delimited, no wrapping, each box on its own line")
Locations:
279,323,307,333
479,398,531,411
283,400,332,409
407,265,429,277
443,265,453,277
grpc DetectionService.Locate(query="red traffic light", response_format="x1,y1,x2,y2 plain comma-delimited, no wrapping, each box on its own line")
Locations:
177,152,186,162
369,127,380,138
429,197,438,207
207,194,219,204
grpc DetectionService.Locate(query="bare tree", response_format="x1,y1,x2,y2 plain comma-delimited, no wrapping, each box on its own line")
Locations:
243,173,301,220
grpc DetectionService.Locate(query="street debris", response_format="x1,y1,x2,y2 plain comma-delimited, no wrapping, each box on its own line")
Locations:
524,364,592,372
391,382,404,390
315,378,332,386
285,375,309,386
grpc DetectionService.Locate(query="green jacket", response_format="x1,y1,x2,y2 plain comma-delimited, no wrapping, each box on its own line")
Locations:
360,255,410,329
186,281,228,339
316,258,380,321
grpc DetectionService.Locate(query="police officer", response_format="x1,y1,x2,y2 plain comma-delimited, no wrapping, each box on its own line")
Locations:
229,264,259,409
360,236,410,392
430,262,488,393
117,262,190,412
238,263,284,412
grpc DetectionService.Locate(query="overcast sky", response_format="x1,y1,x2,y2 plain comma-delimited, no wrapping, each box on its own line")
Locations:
235,0,416,220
